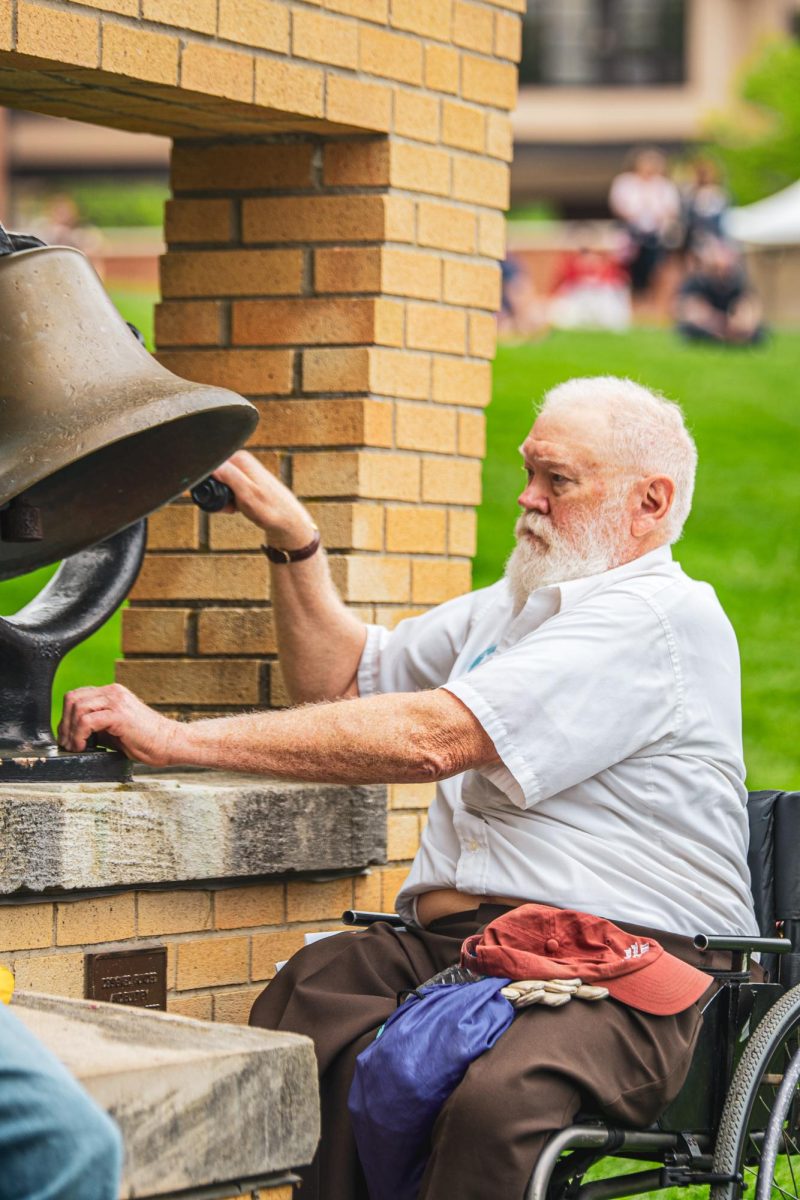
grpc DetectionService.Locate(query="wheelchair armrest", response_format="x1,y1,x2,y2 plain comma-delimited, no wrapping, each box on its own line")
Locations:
342,910,405,927
694,933,789,955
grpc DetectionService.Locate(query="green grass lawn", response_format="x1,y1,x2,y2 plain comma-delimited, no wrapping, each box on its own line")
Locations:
478,329,800,792
576,1148,796,1200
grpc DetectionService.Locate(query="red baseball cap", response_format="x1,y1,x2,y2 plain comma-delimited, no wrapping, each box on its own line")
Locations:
460,904,711,1016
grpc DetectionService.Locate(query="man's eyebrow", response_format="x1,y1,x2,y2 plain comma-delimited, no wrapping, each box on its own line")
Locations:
519,448,579,474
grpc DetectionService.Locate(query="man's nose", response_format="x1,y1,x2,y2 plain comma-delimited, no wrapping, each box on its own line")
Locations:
518,481,550,515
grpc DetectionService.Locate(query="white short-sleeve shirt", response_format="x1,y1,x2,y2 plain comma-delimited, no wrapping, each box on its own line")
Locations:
357,546,758,938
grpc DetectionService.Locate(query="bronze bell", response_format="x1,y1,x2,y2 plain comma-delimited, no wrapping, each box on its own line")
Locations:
0,242,258,579
0,235,258,782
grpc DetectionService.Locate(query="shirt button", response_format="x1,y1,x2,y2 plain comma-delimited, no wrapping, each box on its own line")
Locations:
468,840,479,852
545,938,560,953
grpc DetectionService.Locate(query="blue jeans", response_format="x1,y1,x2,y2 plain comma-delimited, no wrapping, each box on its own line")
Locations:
0,1003,123,1200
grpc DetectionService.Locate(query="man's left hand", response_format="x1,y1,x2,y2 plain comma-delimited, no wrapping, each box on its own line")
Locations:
58,684,180,766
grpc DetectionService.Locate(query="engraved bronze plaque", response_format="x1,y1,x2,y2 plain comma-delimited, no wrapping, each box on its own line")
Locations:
85,947,167,1010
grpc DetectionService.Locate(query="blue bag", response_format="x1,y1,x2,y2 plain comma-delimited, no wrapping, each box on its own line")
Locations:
348,976,514,1200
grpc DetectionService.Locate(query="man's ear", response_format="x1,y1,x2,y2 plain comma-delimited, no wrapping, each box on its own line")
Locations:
631,475,674,538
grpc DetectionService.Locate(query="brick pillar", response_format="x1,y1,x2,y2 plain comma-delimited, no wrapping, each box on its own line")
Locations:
118,129,508,720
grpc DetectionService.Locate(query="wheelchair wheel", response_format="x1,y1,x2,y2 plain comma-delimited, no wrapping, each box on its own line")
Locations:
712,984,800,1200
756,1046,800,1200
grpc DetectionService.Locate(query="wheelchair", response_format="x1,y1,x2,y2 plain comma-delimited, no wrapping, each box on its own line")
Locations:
344,789,800,1200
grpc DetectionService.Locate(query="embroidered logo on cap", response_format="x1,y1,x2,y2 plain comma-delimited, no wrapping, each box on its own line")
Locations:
624,941,651,959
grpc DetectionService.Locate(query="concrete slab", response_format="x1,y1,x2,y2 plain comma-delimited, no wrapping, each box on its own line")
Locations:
0,771,387,892
13,991,319,1198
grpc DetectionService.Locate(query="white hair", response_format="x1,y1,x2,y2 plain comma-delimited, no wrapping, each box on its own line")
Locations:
538,376,697,542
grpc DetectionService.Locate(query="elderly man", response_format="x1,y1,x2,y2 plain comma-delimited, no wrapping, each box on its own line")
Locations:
60,376,758,1200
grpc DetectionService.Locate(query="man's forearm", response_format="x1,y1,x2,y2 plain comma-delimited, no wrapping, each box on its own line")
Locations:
210,452,367,704
171,690,498,784
269,551,367,703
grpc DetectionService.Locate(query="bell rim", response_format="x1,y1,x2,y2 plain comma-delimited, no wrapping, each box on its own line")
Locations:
0,400,258,580
0,383,258,511
0,242,87,267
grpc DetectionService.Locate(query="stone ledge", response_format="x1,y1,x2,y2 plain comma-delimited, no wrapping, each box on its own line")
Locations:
13,991,319,1199
0,772,387,893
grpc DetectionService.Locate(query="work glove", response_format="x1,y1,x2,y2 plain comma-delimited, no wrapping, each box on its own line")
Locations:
500,978,609,1008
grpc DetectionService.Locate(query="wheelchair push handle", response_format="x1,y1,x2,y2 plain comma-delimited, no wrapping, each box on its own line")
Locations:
342,910,404,928
340,921,792,950
694,933,790,955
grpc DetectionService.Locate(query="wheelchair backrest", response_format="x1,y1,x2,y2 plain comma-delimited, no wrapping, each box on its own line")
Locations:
747,790,800,936
656,790,800,1136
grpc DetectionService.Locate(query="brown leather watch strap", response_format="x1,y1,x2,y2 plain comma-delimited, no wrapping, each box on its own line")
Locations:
262,527,321,564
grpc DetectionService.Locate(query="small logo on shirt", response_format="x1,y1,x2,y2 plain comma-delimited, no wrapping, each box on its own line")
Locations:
624,941,651,959
468,644,497,672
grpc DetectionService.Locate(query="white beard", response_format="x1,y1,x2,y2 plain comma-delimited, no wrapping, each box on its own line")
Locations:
504,496,631,610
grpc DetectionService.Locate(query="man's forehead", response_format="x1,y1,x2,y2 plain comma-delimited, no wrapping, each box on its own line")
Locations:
521,410,611,469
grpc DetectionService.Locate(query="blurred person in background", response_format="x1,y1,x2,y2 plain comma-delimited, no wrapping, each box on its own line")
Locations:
30,193,106,274
498,252,547,339
609,148,681,296
548,223,631,332
679,158,730,254
675,235,765,346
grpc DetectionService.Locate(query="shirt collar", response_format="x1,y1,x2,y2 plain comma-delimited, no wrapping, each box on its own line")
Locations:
525,545,674,615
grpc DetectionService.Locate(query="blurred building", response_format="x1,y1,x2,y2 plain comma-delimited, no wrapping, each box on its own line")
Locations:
512,0,800,214
3,3,798,225
0,108,167,209
0,108,168,283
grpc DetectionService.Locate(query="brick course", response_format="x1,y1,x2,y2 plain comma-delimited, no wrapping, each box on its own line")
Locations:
0,904,52,952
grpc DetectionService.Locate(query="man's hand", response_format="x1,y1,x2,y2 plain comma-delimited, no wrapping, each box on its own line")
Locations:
213,450,317,550
58,684,181,767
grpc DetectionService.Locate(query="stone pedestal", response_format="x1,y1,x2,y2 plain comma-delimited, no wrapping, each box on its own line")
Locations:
0,771,387,893
0,771,386,1020
13,991,318,1199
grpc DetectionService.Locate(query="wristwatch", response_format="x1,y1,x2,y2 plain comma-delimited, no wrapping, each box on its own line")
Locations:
261,526,321,564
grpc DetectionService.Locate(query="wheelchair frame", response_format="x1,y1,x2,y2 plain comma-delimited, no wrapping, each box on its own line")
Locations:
345,788,800,1200
524,948,798,1200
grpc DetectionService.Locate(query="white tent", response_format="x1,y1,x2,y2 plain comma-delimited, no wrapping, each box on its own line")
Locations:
724,180,800,245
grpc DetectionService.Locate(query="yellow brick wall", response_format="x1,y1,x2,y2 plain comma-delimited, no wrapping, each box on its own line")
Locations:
0,3,522,137
118,128,501,712
0,0,521,993
2,783,431,1022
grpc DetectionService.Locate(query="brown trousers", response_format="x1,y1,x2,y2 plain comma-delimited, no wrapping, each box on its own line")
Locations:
249,906,723,1200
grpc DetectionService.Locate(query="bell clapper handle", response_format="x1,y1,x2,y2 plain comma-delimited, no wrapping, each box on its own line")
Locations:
191,477,234,513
